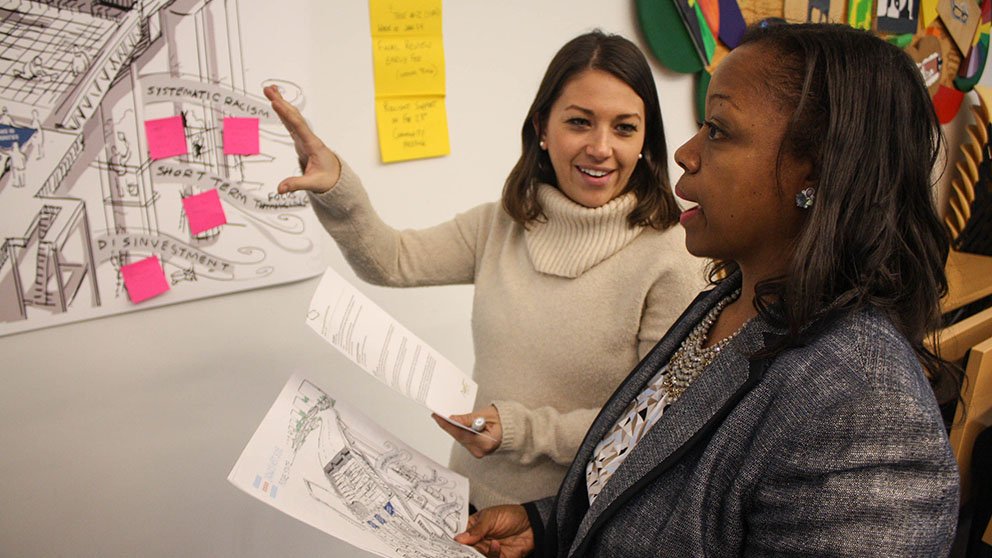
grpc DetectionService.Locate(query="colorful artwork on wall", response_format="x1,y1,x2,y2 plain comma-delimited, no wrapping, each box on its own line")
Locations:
636,0,991,124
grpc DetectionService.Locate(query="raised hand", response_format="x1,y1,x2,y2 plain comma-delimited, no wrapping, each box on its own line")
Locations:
432,404,503,458
454,505,535,558
263,84,341,194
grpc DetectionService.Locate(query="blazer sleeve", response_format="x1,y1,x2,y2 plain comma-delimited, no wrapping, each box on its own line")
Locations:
308,159,490,287
522,497,556,558
744,387,960,557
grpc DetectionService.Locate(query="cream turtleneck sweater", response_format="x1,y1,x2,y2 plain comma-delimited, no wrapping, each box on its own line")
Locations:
525,182,645,278
309,160,706,507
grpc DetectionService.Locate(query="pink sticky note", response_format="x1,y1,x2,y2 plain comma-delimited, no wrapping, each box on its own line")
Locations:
182,188,227,235
144,116,188,160
223,117,259,155
121,255,170,304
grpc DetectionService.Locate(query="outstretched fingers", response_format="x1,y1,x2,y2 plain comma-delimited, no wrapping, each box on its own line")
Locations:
263,85,322,153
263,85,341,194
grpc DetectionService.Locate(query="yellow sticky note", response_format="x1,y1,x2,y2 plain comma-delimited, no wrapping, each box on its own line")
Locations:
369,0,447,163
375,96,449,162
369,0,442,36
373,36,446,97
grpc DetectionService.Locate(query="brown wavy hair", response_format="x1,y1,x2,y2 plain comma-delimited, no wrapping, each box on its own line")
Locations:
502,30,680,229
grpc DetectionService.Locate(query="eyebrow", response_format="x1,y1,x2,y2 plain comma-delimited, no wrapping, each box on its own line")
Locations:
707,93,741,111
563,105,642,120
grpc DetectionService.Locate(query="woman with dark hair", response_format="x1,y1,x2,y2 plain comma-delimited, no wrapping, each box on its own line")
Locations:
456,23,960,557
501,32,680,229
264,30,704,508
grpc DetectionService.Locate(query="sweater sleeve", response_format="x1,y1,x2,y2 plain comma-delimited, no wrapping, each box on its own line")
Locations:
308,159,491,287
492,253,706,465
492,399,599,466
745,388,960,557
636,254,707,359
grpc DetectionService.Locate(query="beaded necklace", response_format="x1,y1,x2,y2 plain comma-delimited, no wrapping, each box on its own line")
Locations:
660,289,745,401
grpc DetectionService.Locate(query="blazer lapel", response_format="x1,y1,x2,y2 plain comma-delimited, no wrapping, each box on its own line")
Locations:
562,277,779,557
548,279,741,556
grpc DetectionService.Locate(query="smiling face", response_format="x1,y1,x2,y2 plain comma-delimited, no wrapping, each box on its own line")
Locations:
539,69,646,208
673,43,812,278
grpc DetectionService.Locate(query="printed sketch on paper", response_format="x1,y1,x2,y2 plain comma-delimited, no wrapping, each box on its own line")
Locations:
0,0,323,337
228,374,481,558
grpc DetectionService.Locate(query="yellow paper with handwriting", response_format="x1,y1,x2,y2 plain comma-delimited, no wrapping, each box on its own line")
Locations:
369,0,442,36
372,36,446,97
369,0,448,163
375,96,450,162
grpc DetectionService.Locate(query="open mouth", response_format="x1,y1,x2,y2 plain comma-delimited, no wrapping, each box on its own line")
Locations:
578,166,612,178
679,205,701,225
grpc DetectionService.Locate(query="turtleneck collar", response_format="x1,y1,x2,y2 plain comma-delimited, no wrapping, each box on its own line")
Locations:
524,183,645,278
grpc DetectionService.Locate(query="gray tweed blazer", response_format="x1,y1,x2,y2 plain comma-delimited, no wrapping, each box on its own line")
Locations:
525,276,959,557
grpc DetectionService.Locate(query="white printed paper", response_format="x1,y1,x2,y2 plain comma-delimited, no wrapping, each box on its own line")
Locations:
306,267,477,417
228,373,482,558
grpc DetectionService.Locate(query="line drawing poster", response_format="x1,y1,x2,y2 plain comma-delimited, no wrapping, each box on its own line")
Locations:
0,0,324,337
306,266,478,418
228,373,482,558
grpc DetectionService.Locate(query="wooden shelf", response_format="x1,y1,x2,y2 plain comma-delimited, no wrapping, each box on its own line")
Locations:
943,249,992,313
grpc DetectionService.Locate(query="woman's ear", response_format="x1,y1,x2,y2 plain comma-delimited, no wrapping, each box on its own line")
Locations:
783,156,817,198
532,113,544,145
789,159,819,211
801,161,819,197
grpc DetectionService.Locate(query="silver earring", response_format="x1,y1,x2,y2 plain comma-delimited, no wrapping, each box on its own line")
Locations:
539,140,546,150
795,187,815,209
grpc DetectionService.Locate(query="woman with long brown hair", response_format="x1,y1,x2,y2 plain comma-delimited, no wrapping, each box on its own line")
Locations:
265,30,704,509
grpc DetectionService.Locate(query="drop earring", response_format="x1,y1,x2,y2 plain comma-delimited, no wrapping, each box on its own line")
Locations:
795,187,816,209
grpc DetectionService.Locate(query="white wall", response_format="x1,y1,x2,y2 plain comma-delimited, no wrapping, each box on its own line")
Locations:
0,2,697,557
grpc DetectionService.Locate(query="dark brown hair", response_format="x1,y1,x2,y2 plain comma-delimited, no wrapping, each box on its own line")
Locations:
502,30,680,229
714,23,958,401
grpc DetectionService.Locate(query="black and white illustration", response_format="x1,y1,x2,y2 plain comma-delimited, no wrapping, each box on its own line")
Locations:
0,0,323,337
228,374,480,558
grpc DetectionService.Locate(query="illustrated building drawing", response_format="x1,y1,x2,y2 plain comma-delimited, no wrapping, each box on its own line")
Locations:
289,378,478,558
0,0,319,336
